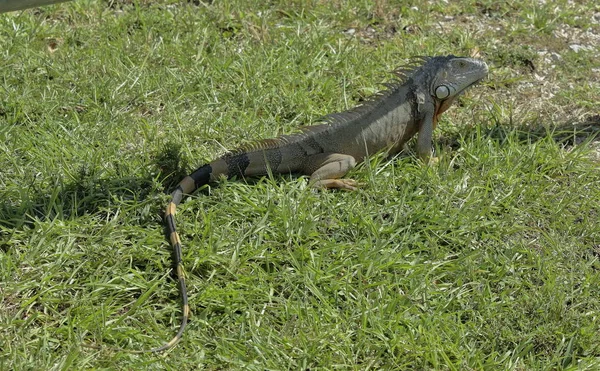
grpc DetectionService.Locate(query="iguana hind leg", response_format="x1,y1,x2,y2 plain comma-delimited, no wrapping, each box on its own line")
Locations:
305,153,358,191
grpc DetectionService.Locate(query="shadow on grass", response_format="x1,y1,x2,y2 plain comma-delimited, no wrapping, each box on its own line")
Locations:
441,114,600,151
0,141,190,232
505,114,598,146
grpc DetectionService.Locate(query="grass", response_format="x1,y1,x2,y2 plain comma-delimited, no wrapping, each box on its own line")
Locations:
1,0,599,369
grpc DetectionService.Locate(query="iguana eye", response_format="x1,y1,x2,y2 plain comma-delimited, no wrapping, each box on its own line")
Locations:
435,85,450,99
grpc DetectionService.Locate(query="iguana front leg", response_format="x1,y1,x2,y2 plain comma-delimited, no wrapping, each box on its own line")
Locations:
305,153,358,190
416,108,436,162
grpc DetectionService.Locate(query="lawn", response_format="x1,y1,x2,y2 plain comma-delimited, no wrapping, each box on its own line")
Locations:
1,0,599,369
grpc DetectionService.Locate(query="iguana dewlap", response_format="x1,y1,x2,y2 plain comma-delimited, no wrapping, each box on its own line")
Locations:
109,55,487,352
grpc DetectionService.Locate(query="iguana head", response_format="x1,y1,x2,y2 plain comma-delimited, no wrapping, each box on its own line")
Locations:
428,55,488,117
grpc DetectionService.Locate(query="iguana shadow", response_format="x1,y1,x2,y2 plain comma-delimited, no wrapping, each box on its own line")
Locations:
440,114,600,152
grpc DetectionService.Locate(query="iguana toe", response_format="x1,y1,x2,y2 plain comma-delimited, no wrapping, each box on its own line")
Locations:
312,178,360,191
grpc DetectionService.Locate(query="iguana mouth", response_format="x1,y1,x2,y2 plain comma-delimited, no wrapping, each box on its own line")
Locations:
460,74,487,95
451,74,487,100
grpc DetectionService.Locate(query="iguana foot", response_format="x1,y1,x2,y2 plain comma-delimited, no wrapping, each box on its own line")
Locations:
418,154,439,166
312,178,360,191
306,153,358,190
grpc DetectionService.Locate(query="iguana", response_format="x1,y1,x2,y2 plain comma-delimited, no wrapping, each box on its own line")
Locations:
95,55,487,352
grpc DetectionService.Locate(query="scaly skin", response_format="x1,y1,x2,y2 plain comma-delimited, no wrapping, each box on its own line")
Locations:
94,55,488,352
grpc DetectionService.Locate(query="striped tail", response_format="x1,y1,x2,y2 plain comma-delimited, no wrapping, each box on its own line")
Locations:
145,164,213,352
82,164,213,353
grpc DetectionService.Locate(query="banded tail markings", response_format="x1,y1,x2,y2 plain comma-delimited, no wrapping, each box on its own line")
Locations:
83,164,214,353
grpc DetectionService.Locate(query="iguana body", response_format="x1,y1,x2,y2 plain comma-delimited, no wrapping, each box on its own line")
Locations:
120,55,487,352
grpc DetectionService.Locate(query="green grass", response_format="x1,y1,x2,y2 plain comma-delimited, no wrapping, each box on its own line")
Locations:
1,0,599,369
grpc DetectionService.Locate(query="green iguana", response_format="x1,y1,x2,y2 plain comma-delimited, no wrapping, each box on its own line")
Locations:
97,55,487,352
